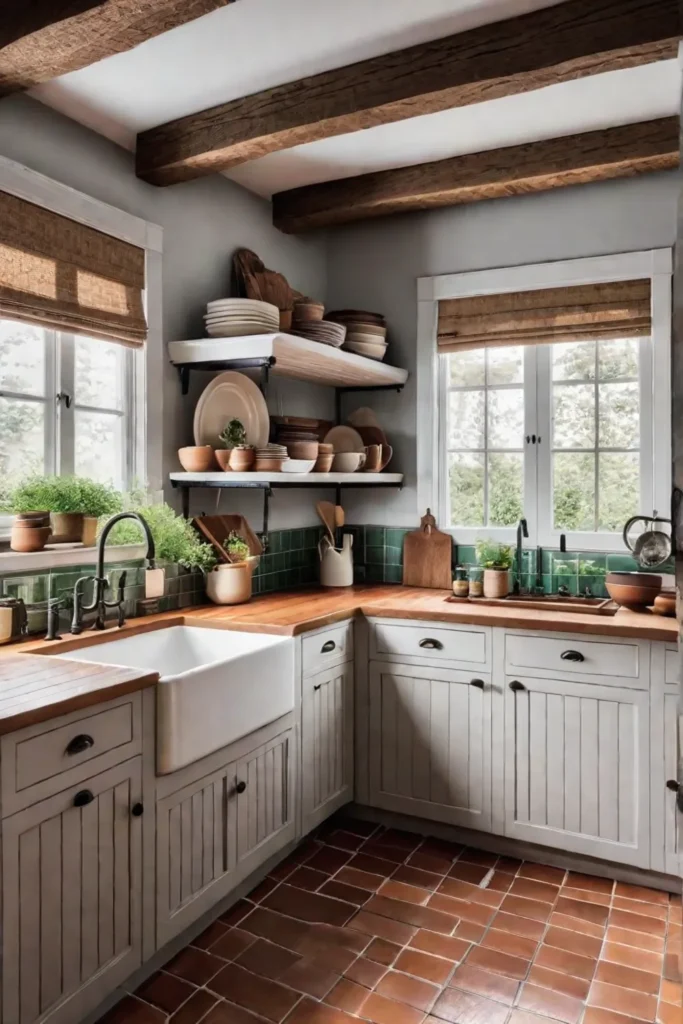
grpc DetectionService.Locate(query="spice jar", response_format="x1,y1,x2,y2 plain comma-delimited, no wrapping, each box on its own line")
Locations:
452,566,469,598
468,566,484,598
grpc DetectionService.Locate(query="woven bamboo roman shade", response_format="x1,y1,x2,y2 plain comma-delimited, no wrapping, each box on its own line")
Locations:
437,279,651,352
0,191,147,346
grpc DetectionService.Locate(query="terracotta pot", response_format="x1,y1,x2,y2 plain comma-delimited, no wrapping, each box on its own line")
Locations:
50,512,84,544
206,562,253,605
229,447,255,472
15,511,50,528
363,445,382,472
286,441,319,461
653,593,676,617
483,568,510,599
215,449,232,472
81,516,99,547
178,445,215,472
10,524,51,553
313,453,334,473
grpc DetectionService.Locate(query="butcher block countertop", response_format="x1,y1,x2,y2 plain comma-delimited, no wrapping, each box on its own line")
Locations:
0,585,677,734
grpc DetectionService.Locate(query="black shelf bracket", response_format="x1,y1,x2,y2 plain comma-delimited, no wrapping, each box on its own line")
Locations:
175,356,276,396
335,383,404,425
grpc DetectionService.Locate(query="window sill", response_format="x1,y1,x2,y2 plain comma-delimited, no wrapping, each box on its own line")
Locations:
0,543,146,574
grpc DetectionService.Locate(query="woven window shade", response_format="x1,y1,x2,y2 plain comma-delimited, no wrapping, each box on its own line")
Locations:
437,280,651,352
0,190,147,346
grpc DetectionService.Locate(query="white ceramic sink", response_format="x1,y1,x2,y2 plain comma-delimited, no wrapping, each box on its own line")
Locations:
54,626,295,774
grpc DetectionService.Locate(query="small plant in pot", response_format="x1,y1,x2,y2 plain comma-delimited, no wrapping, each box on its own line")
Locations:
10,475,122,547
206,531,254,605
216,419,254,472
77,479,122,546
475,538,514,598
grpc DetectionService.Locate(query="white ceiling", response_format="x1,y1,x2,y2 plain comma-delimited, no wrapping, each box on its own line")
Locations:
30,0,681,198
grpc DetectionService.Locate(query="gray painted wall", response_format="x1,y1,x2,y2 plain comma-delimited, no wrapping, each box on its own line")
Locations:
326,172,679,526
0,94,329,528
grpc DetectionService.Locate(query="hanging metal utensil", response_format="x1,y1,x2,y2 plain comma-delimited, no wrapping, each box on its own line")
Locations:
623,512,672,568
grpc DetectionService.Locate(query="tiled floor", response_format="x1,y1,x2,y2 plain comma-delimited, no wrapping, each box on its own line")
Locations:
100,817,682,1024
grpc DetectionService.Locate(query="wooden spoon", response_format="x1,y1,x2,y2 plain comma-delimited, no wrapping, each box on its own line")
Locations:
316,501,336,546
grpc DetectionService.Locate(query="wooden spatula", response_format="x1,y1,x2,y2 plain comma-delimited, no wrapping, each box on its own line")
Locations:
334,505,345,548
316,501,336,546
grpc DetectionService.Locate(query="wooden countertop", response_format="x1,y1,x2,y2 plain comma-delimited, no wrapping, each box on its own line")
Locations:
0,585,677,734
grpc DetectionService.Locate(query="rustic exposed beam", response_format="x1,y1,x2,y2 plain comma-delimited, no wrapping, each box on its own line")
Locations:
0,1,234,97
135,0,679,186
272,117,680,234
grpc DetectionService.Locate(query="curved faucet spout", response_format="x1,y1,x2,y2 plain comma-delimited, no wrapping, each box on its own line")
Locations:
96,512,156,579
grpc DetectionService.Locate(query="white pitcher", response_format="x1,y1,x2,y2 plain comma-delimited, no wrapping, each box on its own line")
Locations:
319,534,354,587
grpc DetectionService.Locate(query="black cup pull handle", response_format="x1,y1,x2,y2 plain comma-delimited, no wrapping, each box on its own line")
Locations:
321,640,336,653
666,779,680,792
131,802,144,817
314,683,322,691
73,789,94,807
561,650,585,663
66,734,95,756
470,678,485,689
235,780,247,795
419,638,444,650
509,680,526,692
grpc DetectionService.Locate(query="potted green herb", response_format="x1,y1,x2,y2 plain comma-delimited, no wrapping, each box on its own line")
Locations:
216,419,254,472
10,475,122,545
206,531,254,605
77,479,122,546
475,538,514,598
105,502,217,574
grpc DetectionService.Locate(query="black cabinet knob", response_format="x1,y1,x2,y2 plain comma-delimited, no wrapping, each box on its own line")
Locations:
321,640,336,653
509,680,526,692
131,802,144,817
73,789,94,807
561,650,585,663
666,779,680,792
66,734,94,756
235,780,247,795
470,679,485,690
419,638,443,650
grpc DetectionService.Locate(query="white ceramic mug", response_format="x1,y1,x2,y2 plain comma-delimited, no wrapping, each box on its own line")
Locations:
332,452,366,473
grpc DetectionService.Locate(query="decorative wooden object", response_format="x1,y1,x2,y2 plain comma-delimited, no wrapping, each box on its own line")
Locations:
273,117,679,232
0,1,234,96
193,514,263,563
135,0,678,185
402,510,453,590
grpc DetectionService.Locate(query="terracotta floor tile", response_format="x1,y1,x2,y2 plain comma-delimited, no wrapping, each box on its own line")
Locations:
379,879,432,905
610,910,667,937
555,896,609,927
595,960,661,995
663,953,682,983
449,963,520,1004
362,841,410,864
660,981,682,1006
460,848,499,868
307,848,353,875
561,887,612,907
487,871,516,893
170,989,219,1024
325,979,369,1014
408,850,456,875
500,894,553,924
367,894,459,935
508,1012,558,1024
491,912,546,942
249,877,279,903
496,857,524,875
264,884,356,927
364,937,403,966
285,996,360,1024
427,893,495,928
584,1009,654,1024
394,864,446,890
395,947,455,985
192,920,230,951
566,873,615,896
330,815,379,839
375,968,440,1011
269,859,300,882
615,884,670,907
349,852,401,878
166,947,225,986
613,898,668,921
658,1001,681,1024
410,929,472,962
219,901,254,927
325,830,365,852
279,958,340,999
518,864,567,886
234,938,301,980
289,866,331,892
438,877,503,909
544,926,603,960
527,965,591,1001
379,828,425,853
535,943,597,980
135,972,197,1014
482,928,538,960
447,862,491,885
421,838,465,861
303,944,359,976
344,956,387,988
602,941,664,974
319,880,373,906
99,995,166,1024
517,983,583,1024
296,923,367,961
210,929,257,962
549,912,605,940
454,921,488,943
347,910,416,946
466,944,531,980
208,963,300,1022
361,990,426,1024
240,908,310,951
201,1002,266,1023
589,980,658,1021
430,986,510,1024
335,867,384,892
509,878,560,905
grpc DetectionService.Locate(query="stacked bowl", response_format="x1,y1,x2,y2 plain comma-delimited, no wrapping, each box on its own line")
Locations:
327,309,388,361
204,298,279,338
254,444,289,472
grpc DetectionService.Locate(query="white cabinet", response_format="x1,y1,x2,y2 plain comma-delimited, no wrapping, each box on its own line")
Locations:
2,758,143,1024
301,663,354,832
234,728,296,875
650,643,681,875
504,675,650,867
368,661,491,831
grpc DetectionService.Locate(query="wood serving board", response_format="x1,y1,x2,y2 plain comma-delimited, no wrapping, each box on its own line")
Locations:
193,515,263,563
402,510,453,589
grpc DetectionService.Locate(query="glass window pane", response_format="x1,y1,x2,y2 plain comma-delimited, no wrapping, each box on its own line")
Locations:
598,452,639,531
75,337,124,410
488,388,524,449
0,320,45,397
0,398,45,488
598,338,639,381
449,350,485,388
599,382,639,448
449,452,484,526
553,452,595,531
75,411,123,487
448,390,485,449
488,452,523,526
553,384,595,448
487,347,523,385
552,341,596,382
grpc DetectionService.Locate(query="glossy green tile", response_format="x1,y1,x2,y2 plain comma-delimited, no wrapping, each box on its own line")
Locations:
385,545,402,567
366,545,385,566
384,564,402,584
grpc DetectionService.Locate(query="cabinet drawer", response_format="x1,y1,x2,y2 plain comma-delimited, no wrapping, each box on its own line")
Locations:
302,621,354,675
505,632,640,682
371,621,488,666
2,694,142,814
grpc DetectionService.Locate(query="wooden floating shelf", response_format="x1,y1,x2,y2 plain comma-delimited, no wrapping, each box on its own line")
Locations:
170,472,403,486
168,333,408,389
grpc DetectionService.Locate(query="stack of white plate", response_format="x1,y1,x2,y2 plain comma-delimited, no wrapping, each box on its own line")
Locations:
290,319,346,348
204,298,280,338
344,322,388,361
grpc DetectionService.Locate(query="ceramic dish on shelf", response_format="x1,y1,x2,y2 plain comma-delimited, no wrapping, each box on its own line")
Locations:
345,340,388,361
193,371,269,448
347,408,381,429
281,459,316,474
206,298,279,317
205,323,278,338
323,424,365,454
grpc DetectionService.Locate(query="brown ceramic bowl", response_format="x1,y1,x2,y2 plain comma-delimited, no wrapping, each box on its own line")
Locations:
293,301,324,321
178,445,215,472
606,571,662,609
229,447,255,472
254,457,287,472
10,525,51,553
214,449,232,471
313,453,334,473
286,441,319,461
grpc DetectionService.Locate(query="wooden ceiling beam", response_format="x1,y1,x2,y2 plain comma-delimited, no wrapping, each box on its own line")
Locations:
135,0,679,186
0,0,234,97
272,117,680,233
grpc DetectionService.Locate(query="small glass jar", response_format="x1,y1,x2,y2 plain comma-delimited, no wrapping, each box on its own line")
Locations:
468,566,484,598
452,566,469,598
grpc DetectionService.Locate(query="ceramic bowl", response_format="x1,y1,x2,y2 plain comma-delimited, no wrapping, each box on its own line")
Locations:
178,445,215,472
215,449,232,471
254,457,288,472
313,453,334,473
606,571,662,609
293,301,324,321
333,452,366,472
281,459,316,474
345,341,387,361
229,447,255,472
286,441,319,461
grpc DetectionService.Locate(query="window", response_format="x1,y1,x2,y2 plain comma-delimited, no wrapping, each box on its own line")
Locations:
0,317,138,501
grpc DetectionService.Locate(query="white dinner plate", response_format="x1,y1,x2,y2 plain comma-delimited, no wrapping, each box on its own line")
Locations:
194,371,270,447
205,324,277,338
323,424,365,454
207,298,279,315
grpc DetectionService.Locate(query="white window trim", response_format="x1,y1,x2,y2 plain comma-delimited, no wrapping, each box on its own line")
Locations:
417,249,673,552
0,155,164,551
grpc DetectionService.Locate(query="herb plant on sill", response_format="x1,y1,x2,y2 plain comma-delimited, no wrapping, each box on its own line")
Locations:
104,501,217,574
475,538,514,599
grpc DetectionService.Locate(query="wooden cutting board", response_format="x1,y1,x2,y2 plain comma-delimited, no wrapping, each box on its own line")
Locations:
402,509,453,589
193,515,263,563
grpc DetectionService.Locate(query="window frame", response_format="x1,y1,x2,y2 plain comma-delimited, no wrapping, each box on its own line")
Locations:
418,249,672,553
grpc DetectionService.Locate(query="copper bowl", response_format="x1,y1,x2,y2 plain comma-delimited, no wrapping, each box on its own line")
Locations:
606,571,662,609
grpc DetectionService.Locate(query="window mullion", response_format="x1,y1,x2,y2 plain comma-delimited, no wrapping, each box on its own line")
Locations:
43,328,58,476
594,344,599,532
58,333,75,476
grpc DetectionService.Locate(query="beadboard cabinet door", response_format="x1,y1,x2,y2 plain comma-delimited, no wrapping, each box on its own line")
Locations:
302,663,354,833
368,661,492,831
505,676,649,867
660,689,681,876
3,758,143,1024
234,728,297,878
